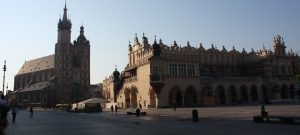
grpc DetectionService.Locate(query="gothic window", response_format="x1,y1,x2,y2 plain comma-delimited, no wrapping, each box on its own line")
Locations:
39,72,42,82
41,72,44,81
288,66,292,75
37,93,40,103
169,64,178,76
187,64,195,76
281,65,286,74
179,64,186,76
274,65,278,74
174,64,178,76
178,64,182,76
43,96,47,103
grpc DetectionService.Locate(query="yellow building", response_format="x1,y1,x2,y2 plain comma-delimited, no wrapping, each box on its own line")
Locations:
103,34,300,109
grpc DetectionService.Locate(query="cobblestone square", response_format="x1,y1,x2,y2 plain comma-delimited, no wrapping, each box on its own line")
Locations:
5,105,300,135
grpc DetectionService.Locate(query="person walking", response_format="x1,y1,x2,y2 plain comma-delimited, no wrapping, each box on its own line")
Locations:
110,105,114,114
173,102,177,112
11,105,18,123
30,107,33,118
115,105,118,114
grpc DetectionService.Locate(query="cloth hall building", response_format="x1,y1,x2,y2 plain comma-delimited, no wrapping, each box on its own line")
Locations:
104,34,300,109
11,4,90,107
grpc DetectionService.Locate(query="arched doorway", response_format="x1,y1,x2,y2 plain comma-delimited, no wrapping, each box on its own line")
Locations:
250,85,258,102
229,85,237,104
240,85,248,103
184,86,197,106
131,87,138,108
281,84,289,99
169,86,182,107
124,88,131,108
290,84,295,99
271,83,280,100
202,86,214,105
149,88,156,108
215,85,226,104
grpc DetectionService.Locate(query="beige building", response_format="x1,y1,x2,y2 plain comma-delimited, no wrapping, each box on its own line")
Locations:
102,76,114,102
103,34,300,109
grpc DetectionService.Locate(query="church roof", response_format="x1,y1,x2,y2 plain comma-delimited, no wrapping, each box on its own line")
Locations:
17,54,54,75
18,81,50,93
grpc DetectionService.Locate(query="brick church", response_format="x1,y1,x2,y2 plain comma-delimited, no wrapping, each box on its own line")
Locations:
11,3,90,108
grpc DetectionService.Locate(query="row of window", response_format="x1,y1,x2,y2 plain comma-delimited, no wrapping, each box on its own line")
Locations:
164,54,242,65
273,65,292,75
169,64,195,76
16,70,53,89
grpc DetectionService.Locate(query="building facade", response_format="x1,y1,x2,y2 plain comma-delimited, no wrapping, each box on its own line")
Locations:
105,34,300,109
12,4,90,107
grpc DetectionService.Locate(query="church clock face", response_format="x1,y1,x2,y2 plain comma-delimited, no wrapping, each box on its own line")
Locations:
72,55,81,68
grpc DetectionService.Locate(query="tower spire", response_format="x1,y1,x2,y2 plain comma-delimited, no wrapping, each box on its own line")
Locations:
63,0,68,21
64,0,67,9
58,0,72,30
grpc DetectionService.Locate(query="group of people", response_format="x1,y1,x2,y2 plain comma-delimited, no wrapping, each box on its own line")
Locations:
111,105,118,114
0,94,34,134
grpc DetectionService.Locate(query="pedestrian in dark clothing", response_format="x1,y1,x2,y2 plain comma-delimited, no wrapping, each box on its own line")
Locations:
111,105,114,114
173,102,177,112
11,105,18,123
115,105,118,114
261,104,269,121
30,107,33,118
0,94,9,134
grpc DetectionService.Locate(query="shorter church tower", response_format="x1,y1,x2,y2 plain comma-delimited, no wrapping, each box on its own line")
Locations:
73,25,91,100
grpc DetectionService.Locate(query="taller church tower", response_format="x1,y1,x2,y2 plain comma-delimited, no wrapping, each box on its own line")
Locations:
55,3,90,104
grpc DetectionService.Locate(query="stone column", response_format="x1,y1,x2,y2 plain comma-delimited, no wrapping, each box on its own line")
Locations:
182,94,185,106
129,93,132,109
155,94,159,109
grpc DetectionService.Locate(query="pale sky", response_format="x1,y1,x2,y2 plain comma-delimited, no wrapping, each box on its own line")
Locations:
0,0,299,92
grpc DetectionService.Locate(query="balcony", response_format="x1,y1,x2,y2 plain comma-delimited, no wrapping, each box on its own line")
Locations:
149,74,165,94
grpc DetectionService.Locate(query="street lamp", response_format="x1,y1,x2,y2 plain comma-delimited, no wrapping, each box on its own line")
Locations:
2,60,6,95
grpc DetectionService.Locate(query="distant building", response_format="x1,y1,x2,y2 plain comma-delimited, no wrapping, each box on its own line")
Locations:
12,3,90,107
90,83,104,99
102,76,114,103
104,34,300,109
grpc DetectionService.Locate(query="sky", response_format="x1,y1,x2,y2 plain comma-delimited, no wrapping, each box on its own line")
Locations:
0,0,299,92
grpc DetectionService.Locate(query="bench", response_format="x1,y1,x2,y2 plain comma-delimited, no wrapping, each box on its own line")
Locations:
253,115,300,124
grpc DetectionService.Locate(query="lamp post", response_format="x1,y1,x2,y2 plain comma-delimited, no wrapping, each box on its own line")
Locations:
2,60,6,95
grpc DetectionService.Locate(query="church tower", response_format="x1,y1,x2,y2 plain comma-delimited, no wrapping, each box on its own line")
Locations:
273,35,286,56
73,25,91,101
54,2,91,104
55,2,73,104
